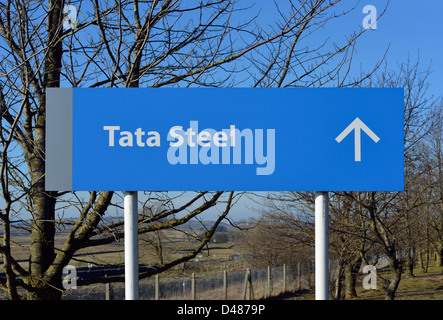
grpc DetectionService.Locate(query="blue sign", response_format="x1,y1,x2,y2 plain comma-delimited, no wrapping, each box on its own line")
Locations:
46,87,404,191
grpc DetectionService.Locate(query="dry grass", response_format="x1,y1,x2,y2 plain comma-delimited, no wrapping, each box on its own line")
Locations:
289,265,443,300
356,266,443,300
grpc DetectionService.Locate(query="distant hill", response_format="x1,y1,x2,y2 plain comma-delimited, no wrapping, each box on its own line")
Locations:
2,215,249,238
177,220,233,232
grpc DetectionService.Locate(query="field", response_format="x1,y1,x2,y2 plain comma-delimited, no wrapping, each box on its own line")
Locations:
356,266,443,300
3,224,443,301
3,221,251,278
290,265,443,300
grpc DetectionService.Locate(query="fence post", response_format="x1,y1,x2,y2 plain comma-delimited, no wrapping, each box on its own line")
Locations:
191,273,195,300
155,274,159,300
223,270,228,300
297,263,301,291
307,262,312,290
243,268,252,300
105,282,113,300
283,264,286,294
267,266,271,298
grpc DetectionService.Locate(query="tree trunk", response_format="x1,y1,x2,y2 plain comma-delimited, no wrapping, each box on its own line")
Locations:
437,247,443,267
2,215,20,300
418,249,428,273
344,257,361,299
385,268,402,300
333,261,345,300
406,247,415,277
28,154,58,299
384,256,402,300
26,280,63,300
26,0,63,300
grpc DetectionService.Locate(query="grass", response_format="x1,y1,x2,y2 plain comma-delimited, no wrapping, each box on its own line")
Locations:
6,229,442,300
289,265,443,300
356,265,443,300
4,228,245,277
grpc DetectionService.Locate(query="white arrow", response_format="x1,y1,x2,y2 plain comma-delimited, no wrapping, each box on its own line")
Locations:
335,117,380,162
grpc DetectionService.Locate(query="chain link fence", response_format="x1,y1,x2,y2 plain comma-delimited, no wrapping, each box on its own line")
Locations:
62,262,315,300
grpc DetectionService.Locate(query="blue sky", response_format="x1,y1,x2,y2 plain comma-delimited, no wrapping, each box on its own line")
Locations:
328,0,441,97
5,1,443,222
225,0,443,219
352,0,441,99
62,1,443,221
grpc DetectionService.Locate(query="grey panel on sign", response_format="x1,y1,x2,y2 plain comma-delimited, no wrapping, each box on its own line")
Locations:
45,88,72,191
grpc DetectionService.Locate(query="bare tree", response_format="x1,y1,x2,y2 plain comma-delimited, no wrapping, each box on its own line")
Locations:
338,59,436,300
241,198,314,268
423,100,443,269
252,58,437,300
0,0,383,299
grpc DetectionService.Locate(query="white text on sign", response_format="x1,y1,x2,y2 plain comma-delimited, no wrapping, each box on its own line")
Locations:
103,121,275,175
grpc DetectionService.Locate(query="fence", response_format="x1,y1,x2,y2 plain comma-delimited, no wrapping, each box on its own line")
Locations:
62,263,315,300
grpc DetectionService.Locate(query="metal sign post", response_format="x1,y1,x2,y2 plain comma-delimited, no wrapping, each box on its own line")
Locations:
315,191,329,300
124,191,139,300
45,88,404,301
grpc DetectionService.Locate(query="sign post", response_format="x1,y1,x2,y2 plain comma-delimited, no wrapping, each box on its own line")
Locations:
45,87,404,302
124,191,139,300
315,191,329,300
